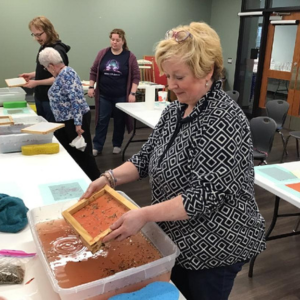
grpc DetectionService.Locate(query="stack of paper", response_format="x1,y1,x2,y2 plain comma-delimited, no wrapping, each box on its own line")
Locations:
5,78,26,88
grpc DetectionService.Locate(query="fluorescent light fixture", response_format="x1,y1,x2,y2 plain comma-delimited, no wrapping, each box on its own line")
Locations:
271,20,298,25
269,16,282,21
238,11,263,16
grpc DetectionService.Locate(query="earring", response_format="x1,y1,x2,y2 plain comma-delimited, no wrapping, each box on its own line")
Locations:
205,81,209,87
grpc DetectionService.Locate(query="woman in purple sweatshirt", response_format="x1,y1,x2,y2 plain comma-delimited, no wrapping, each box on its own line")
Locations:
88,28,140,156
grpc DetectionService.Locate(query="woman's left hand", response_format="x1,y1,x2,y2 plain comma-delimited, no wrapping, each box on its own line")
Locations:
76,125,84,136
128,94,136,103
23,80,37,89
102,208,148,243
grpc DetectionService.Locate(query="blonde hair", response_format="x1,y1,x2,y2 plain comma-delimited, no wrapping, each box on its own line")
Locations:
29,16,59,45
155,22,223,81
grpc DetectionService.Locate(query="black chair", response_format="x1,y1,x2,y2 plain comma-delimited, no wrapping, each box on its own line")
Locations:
250,117,277,165
281,131,300,162
265,100,290,152
226,90,239,102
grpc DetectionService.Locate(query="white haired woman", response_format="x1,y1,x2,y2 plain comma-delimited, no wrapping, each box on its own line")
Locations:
39,47,100,181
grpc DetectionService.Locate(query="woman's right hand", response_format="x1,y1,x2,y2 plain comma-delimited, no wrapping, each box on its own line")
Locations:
87,88,95,98
80,176,108,200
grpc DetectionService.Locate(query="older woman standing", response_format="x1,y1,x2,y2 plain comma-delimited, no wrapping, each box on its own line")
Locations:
39,47,100,181
82,22,266,299
88,28,140,156
20,16,70,122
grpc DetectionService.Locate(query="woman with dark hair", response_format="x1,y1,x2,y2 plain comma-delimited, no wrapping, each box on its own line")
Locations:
20,16,70,122
88,28,140,156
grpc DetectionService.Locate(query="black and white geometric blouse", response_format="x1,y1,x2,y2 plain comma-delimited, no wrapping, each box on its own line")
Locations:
129,80,266,270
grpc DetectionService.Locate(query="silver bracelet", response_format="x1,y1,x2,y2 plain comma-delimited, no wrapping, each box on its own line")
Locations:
107,169,117,186
100,172,114,189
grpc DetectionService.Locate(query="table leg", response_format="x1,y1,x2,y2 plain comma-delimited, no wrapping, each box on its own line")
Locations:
294,216,300,232
248,196,300,277
248,196,280,277
281,135,291,163
122,119,137,161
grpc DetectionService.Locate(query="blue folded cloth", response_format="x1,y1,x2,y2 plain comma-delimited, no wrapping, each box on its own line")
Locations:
0,193,29,233
108,281,180,300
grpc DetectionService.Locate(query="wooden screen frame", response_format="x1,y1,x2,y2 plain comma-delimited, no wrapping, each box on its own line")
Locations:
0,115,14,126
62,185,138,253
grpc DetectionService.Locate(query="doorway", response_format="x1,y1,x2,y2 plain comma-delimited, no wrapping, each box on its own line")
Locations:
234,16,263,117
259,12,300,129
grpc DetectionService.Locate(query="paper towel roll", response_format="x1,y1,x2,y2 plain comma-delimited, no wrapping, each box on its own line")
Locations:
145,86,156,110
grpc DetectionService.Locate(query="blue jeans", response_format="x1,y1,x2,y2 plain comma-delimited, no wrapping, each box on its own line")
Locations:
171,261,245,300
35,97,55,122
93,96,126,152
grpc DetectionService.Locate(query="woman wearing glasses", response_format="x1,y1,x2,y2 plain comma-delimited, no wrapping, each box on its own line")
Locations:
20,16,70,122
82,22,266,299
88,28,140,156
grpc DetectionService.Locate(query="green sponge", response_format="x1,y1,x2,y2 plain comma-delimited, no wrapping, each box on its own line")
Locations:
21,143,59,155
3,101,27,108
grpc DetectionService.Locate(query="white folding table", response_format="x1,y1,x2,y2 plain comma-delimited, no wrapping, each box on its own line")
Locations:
116,102,167,161
249,162,300,277
0,105,185,300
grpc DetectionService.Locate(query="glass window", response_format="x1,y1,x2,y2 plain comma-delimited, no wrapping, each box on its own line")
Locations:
270,25,297,71
256,26,262,48
270,0,300,8
244,0,265,10
266,78,289,103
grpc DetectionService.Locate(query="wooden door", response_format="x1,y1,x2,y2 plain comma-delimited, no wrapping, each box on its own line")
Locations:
259,12,300,117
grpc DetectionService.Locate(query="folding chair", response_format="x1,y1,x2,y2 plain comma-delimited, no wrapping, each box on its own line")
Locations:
250,116,277,165
266,100,290,153
281,131,300,162
226,90,240,102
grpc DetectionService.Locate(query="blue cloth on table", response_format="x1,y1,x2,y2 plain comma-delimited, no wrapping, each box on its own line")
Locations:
108,282,180,300
0,193,29,233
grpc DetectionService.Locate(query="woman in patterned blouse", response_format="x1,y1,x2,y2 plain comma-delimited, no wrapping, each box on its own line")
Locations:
39,47,100,181
82,22,266,300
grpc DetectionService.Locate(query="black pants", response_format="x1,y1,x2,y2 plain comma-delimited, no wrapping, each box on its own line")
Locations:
54,111,100,181
171,261,245,300
35,97,56,122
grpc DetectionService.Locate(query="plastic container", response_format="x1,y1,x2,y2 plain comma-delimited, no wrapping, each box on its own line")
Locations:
0,87,26,106
0,115,53,153
158,91,167,104
27,193,180,300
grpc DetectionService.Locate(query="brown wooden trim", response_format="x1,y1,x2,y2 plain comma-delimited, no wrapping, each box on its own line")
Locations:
267,70,290,80
291,89,300,116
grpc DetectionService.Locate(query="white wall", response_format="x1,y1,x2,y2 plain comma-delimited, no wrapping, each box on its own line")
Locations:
0,0,212,86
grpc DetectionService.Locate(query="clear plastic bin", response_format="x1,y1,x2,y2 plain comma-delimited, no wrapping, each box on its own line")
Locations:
0,115,53,153
0,87,26,106
27,193,180,300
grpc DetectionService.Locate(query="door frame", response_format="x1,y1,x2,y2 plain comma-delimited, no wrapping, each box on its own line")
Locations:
234,12,270,118
259,12,300,117
235,2,300,119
